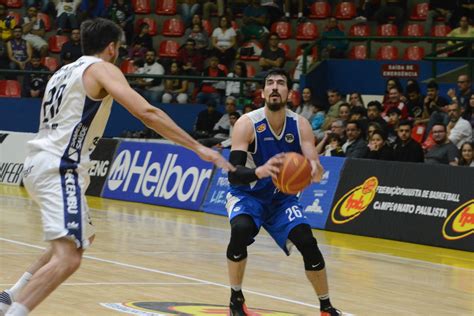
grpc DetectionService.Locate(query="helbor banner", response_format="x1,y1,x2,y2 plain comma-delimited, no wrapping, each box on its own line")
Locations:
326,159,473,251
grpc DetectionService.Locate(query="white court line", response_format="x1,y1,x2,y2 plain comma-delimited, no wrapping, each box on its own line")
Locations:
0,282,206,286
0,237,358,314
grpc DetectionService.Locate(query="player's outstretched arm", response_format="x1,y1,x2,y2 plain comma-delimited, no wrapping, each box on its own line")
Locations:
299,117,324,183
86,62,235,171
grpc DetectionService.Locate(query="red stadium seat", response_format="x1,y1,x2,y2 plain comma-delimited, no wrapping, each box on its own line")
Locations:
6,0,22,8
202,20,212,35
403,24,424,37
431,24,451,37
410,2,428,21
296,22,318,40
136,18,157,36
239,41,262,61
48,35,68,53
404,46,425,60
335,2,356,20
377,45,399,60
158,40,179,58
155,0,177,15
288,89,301,107
162,18,184,37
309,1,331,19
246,64,256,78
278,42,291,59
271,21,292,39
295,44,318,59
349,23,370,37
132,0,150,14
7,11,20,25
37,13,51,31
377,24,398,37
411,124,426,144
0,80,21,97
349,45,368,59
120,60,136,74
41,56,59,71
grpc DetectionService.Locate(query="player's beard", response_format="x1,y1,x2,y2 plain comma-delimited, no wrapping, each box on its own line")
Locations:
267,94,286,112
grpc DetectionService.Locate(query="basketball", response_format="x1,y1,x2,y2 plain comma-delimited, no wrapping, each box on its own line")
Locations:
272,152,312,195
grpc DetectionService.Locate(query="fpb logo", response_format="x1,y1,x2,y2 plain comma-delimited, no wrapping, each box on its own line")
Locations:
442,199,474,241
331,177,379,224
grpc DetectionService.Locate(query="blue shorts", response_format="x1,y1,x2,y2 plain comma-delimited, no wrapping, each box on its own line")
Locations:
226,191,309,255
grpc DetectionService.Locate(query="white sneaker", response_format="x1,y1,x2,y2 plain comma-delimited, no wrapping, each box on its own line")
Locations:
0,291,13,316
355,16,367,22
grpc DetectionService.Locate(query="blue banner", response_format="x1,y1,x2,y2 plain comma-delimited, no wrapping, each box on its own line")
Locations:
300,156,346,229
201,149,230,216
102,141,214,210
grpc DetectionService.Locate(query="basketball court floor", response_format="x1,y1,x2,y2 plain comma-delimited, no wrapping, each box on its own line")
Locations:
0,184,473,315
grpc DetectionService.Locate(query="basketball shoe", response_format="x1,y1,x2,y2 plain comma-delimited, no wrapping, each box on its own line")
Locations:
229,290,248,316
0,290,13,316
321,306,342,316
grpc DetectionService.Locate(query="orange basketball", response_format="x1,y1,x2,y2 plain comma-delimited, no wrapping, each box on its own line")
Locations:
272,152,312,195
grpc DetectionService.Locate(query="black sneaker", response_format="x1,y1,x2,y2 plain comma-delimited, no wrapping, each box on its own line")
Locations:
0,290,13,316
320,306,342,316
229,291,248,316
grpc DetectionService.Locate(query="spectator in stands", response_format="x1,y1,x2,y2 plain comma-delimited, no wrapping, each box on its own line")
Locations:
21,5,48,57
456,142,474,167
60,28,82,65
320,17,348,59
215,111,241,148
446,102,473,148
355,0,380,21
211,15,237,67
343,120,368,158
386,107,401,144
225,61,254,102
184,23,209,52
0,39,8,70
383,87,409,119
425,123,459,165
405,82,424,120
26,0,53,14
292,45,316,91
107,0,134,45
22,53,49,98
417,80,449,135
338,103,351,122
326,88,344,119
261,0,284,27
243,104,254,114
374,0,406,31
78,0,107,20
199,96,239,147
451,0,474,29
321,133,345,157
258,33,285,74
0,4,16,42
383,77,403,103
427,0,455,35
349,106,368,134
127,39,147,63
367,121,382,140
447,74,473,112
193,101,223,139
7,26,32,70
365,130,394,160
180,0,200,28
241,0,269,43
468,94,474,128
132,22,153,51
132,49,165,103
310,103,326,137
162,61,189,104
178,38,206,76
392,120,424,162
203,0,225,20
349,92,365,108
294,88,315,120
55,0,81,35
367,100,388,131
446,16,474,57
196,55,226,106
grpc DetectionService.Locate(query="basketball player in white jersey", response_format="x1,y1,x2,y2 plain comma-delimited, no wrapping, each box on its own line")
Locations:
0,18,234,316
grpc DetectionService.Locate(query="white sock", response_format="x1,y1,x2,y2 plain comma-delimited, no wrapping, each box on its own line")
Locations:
8,273,32,300
231,285,242,291
5,303,29,316
298,12,303,18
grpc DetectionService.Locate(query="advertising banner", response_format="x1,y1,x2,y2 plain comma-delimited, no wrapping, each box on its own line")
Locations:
85,138,120,197
0,131,36,185
201,149,230,216
326,159,474,251
102,141,214,211
300,156,345,229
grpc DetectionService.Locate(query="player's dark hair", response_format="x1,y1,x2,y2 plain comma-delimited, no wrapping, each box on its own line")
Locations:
263,68,292,89
81,18,123,55
398,119,413,129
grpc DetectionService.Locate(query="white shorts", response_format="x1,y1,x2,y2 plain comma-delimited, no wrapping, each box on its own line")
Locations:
23,151,95,249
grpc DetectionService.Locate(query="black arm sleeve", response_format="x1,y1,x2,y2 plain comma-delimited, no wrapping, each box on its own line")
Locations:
228,150,259,185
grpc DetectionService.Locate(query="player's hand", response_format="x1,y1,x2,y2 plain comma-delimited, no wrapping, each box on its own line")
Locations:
310,159,324,183
256,153,285,179
196,146,235,172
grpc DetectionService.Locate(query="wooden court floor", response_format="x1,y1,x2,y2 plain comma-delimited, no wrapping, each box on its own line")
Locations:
0,184,473,315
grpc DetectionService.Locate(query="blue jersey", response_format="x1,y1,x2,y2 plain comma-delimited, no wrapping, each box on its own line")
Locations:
229,108,302,201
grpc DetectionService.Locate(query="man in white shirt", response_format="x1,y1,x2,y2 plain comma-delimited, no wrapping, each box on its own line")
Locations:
133,49,165,103
21,6,48,57
447,102,472,148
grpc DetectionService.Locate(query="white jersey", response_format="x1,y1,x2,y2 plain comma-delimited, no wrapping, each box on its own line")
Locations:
27,56,113,167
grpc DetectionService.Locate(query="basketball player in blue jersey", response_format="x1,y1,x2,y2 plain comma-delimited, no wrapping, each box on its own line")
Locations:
225,69,341,316
0,18,234,316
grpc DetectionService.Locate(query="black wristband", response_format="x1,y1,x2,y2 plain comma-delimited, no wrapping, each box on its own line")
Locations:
228,150,259,185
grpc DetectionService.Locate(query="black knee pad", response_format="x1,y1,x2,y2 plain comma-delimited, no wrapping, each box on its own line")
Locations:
288,224,325,271
226,215,258,262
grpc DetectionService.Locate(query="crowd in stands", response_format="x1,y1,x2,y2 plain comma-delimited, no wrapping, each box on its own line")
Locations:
0,0,472,167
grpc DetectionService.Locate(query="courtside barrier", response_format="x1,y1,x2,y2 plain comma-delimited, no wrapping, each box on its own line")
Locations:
101,140,214,211
201,149,231,216
86,138,121,197
326,159,473,252
0,131,36,185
